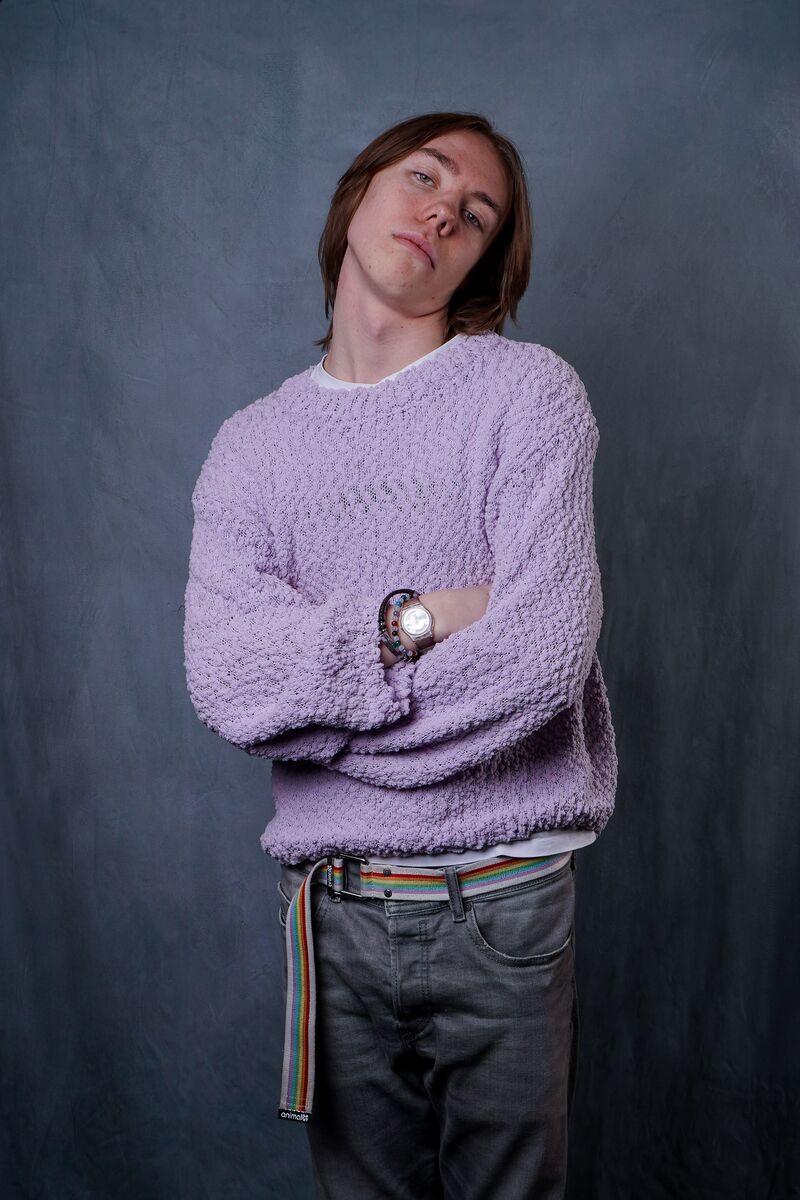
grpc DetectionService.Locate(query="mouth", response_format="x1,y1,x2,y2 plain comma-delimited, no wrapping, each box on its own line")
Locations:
392,232,435,268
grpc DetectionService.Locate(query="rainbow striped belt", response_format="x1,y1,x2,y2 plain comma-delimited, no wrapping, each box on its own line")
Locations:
277,849,572,1124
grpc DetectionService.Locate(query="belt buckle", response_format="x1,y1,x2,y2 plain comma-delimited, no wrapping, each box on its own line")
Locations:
325,853,368,902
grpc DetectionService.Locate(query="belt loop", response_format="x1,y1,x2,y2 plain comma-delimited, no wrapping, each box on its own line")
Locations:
443,865,466,923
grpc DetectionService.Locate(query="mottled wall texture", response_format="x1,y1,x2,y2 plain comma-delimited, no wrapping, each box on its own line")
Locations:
2,1,798,1196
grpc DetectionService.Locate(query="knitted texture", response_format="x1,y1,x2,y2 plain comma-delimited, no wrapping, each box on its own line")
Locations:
183,331,617,864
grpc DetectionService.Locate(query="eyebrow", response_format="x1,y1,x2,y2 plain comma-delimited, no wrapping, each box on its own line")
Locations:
414,145,505,222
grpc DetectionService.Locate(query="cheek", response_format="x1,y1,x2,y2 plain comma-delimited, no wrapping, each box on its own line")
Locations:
351,189,389,239
446,247,482,284
346,206,375,254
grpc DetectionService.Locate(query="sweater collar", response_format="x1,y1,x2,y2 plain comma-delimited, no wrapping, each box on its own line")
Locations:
310,333,468,390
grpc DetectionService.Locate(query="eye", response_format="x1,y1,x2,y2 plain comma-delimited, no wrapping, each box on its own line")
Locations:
412,171,483,231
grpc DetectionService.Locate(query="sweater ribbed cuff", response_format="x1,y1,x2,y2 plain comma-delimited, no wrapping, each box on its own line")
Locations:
321,592,414,730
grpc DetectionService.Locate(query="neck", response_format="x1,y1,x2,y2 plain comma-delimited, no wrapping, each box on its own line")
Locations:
323,272,451,384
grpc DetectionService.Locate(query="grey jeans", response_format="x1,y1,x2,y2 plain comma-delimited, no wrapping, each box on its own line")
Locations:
277,851,580,1200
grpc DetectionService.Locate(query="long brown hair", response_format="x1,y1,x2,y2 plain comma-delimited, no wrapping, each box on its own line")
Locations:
314,111,533,352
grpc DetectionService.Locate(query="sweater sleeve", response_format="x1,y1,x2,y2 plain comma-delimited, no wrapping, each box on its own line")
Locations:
320,365,603,788
182,409,413,759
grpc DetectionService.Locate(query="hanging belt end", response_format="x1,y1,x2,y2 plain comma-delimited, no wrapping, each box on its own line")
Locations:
278,1107,310,1123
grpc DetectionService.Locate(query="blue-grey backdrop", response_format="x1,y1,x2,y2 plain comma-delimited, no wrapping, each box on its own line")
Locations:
2,1,798,1197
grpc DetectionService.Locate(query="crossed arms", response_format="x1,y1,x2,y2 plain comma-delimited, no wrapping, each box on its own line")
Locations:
183,361,603,788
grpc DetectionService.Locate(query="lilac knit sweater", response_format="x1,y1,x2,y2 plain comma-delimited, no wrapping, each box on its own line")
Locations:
183,331,617,865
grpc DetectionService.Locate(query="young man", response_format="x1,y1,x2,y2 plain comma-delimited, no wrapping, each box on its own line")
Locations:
184,111,617,1199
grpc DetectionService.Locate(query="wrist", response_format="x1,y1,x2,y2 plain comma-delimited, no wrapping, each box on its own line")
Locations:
377,590,439,664
379,638,402,667
382,599,418,655
415,593,442,644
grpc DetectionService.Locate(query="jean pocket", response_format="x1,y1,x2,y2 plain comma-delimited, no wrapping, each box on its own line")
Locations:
465,862,575,967
277,871,330,930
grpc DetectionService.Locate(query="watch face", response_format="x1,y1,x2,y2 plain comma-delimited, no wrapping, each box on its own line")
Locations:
401,603,432,639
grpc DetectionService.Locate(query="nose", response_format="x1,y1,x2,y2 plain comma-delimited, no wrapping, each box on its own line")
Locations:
425,200,457,234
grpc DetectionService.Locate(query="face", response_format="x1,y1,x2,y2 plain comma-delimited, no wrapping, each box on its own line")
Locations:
341,129,511,318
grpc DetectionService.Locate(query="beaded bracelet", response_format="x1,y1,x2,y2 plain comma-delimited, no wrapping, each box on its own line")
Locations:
377,588,422,663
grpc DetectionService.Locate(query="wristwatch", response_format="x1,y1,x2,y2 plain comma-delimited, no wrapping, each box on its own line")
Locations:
398,597,435,654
